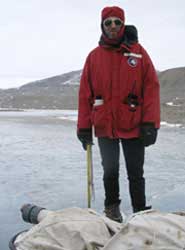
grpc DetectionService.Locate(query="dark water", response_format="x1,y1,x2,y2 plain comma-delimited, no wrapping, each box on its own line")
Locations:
0,111,185,249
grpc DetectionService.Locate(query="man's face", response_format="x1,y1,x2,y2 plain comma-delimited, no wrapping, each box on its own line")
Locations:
103,17,123,39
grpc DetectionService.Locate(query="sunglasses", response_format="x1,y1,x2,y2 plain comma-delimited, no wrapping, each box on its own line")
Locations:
103,18,123,27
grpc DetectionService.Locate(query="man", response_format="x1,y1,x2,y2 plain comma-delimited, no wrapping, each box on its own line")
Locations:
77,6,160,223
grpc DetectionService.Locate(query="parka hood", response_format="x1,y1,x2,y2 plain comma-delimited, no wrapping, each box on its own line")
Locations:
101,6,125,46
99,25,138,48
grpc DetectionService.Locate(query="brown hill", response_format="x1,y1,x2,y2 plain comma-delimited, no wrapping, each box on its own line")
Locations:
0,67,185,124
159,67,185,124
159,67,185,103
0,70,81,109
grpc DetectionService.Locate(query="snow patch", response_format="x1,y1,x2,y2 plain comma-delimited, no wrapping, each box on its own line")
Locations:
166,102,181,107
58,110,78,121
61,73,80,85
58,116,77,122
161,121,182,127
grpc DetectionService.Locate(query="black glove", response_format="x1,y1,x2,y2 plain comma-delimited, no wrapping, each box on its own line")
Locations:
77,128,93,150
140,123,158,147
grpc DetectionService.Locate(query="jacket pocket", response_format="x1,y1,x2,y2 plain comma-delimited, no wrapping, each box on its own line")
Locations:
91,104,107,129
117,104,142,130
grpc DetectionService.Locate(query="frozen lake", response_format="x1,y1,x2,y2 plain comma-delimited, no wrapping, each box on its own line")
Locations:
0,110,185,249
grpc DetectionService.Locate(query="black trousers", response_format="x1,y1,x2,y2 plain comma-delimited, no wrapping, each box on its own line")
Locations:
98,137,145,210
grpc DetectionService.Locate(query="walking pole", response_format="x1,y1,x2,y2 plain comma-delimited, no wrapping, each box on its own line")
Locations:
86,144,93,208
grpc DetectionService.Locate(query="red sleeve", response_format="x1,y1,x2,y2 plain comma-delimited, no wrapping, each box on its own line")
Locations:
77,54,93,131
141,46,160,128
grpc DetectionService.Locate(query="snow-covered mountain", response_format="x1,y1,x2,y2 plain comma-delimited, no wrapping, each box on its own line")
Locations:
0,67,185,124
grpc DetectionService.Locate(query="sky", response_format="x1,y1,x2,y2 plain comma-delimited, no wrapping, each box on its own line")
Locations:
0,0,185,89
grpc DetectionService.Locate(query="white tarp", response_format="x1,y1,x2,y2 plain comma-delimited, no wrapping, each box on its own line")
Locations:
14,208,185,250
103,210,185,250
14,207,121,250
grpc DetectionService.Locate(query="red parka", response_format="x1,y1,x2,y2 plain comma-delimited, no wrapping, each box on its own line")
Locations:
77,30,160,139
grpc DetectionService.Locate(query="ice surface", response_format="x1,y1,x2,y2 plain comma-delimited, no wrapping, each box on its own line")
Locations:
0,110,185,249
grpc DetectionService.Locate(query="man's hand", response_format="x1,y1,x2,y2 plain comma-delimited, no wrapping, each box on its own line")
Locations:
77,128,93,150
140,123,158,147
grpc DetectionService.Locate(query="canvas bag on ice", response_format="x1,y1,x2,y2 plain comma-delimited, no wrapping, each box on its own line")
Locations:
103,210,185,250
13,208,185,250
13,207,121,250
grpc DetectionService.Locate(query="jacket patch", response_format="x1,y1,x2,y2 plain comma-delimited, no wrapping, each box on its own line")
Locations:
127,57,138,67
124,52,142,58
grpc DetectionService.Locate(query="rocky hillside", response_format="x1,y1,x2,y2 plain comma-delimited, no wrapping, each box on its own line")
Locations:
159,67,185,124
0,67,185,124
0,70,81,109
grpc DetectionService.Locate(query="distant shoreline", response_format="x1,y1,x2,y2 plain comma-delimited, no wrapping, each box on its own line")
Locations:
0,109,184,128
0,108,25,112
